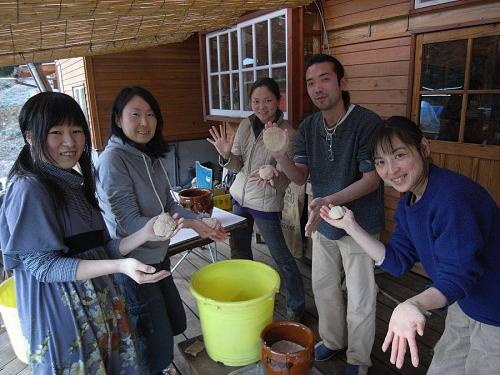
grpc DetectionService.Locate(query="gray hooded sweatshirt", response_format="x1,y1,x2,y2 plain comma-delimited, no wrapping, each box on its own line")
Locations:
96,135,197,264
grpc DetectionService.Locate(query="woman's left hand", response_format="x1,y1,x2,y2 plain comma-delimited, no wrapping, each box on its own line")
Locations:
249,165,279,188
188,219,230,242
383,300,427,369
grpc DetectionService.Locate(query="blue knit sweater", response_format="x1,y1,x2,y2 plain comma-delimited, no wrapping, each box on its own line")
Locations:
382,165,500,326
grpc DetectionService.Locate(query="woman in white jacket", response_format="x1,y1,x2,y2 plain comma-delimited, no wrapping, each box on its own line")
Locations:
207,77,305,321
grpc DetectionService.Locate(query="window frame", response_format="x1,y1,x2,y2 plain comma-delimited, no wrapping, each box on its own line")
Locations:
72,85,89,120
205,9,288,119
414,0,457,9
411,24,500,146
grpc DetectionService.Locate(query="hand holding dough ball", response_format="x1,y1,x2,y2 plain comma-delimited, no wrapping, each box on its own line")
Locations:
153,212,177,238
202,217,218,228
328,206,345,220
263,127,286,152
259,165,275,181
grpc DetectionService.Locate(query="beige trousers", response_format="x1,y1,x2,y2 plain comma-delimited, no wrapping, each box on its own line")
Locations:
427,303,500,375
312,232,377,366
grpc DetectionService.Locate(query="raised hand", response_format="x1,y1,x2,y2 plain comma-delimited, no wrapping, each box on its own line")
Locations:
319,204,354,230
305,197,330,236
249,165,279,189
207,125,234,159
382,301,426,369
120,258,170,284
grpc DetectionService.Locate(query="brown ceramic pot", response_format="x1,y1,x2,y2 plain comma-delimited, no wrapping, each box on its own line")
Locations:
261,321,315,375
178,188,214,216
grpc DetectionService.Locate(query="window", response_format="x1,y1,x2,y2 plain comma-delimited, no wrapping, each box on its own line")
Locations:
414,0,457,9
413,25,500,145
73,85,88,120
206,9,287,118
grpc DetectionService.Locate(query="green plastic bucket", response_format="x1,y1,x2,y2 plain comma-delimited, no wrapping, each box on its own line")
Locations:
0,277,28,363
189,260,280,366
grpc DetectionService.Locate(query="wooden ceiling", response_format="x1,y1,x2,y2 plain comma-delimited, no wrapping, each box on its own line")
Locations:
0,0,312,67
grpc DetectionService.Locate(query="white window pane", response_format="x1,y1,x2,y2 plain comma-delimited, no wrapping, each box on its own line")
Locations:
232,73,240,110
243,71,254,110
209,37,218,72
211,75,220,109
255,21,268,66
221,74,230,109
272,67,287,112
230,31,238,70
220,34,229,72
271,16,286,64
242,26,253,67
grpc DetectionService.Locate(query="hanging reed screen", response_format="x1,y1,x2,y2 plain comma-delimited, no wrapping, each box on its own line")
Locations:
0,0,311,67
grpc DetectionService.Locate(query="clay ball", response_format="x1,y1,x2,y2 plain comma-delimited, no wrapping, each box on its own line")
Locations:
328,206,345,220
202,217,217,228
259,165,274,180
153,212,177,237
263,127,286,152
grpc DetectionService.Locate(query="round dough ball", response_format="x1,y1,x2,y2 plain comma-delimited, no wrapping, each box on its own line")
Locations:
328,206,345,220
202,217,217,228
263,127,286,152
153,212,177,237
259,165,274,180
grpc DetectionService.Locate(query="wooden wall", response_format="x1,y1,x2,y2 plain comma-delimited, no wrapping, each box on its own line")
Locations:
323,0,500,243
85,36,212,150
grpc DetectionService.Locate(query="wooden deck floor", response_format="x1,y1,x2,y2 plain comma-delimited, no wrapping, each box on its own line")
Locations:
0,238,445,375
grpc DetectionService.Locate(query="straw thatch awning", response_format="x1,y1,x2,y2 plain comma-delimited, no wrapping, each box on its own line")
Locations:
0,0,312,67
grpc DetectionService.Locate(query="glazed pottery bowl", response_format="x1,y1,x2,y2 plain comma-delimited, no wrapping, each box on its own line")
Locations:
261,321,314,375
178,188,214,216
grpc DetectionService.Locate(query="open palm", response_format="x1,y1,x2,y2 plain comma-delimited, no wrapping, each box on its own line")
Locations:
207,125,234,159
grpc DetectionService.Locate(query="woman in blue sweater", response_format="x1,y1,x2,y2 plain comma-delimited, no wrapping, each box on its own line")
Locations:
319,116,499,374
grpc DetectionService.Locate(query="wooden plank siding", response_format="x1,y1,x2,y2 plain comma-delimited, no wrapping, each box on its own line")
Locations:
323,0,500,248
85,35,214,150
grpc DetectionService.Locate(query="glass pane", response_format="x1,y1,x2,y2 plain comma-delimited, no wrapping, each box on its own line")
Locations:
221,74,230,109
209,37,218,72
464,94,500,145
270,15,286,64
220,34,229,72
470,36,500,90
211,75,220,109
255,21,268,66
421,40,467,91
272,67,287,112
419,94,462,141
232,73,240,110
242,26,253,67
230,31,238,70
243,71,254,110
256,68,269,79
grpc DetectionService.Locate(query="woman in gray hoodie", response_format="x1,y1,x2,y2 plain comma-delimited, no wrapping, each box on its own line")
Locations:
96,86,228,375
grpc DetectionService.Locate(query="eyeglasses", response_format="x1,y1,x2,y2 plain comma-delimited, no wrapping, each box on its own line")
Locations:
325,130,334,161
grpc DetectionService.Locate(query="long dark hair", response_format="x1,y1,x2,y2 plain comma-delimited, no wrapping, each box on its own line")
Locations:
109,86,169,157
305,53,350,110
8,91,99,208
370,116,431,183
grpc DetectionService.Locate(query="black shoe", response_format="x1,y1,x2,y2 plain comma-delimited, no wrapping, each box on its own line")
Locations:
314,341,346,361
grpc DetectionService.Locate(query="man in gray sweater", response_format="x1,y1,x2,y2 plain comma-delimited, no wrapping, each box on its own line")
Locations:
269,54,384,375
